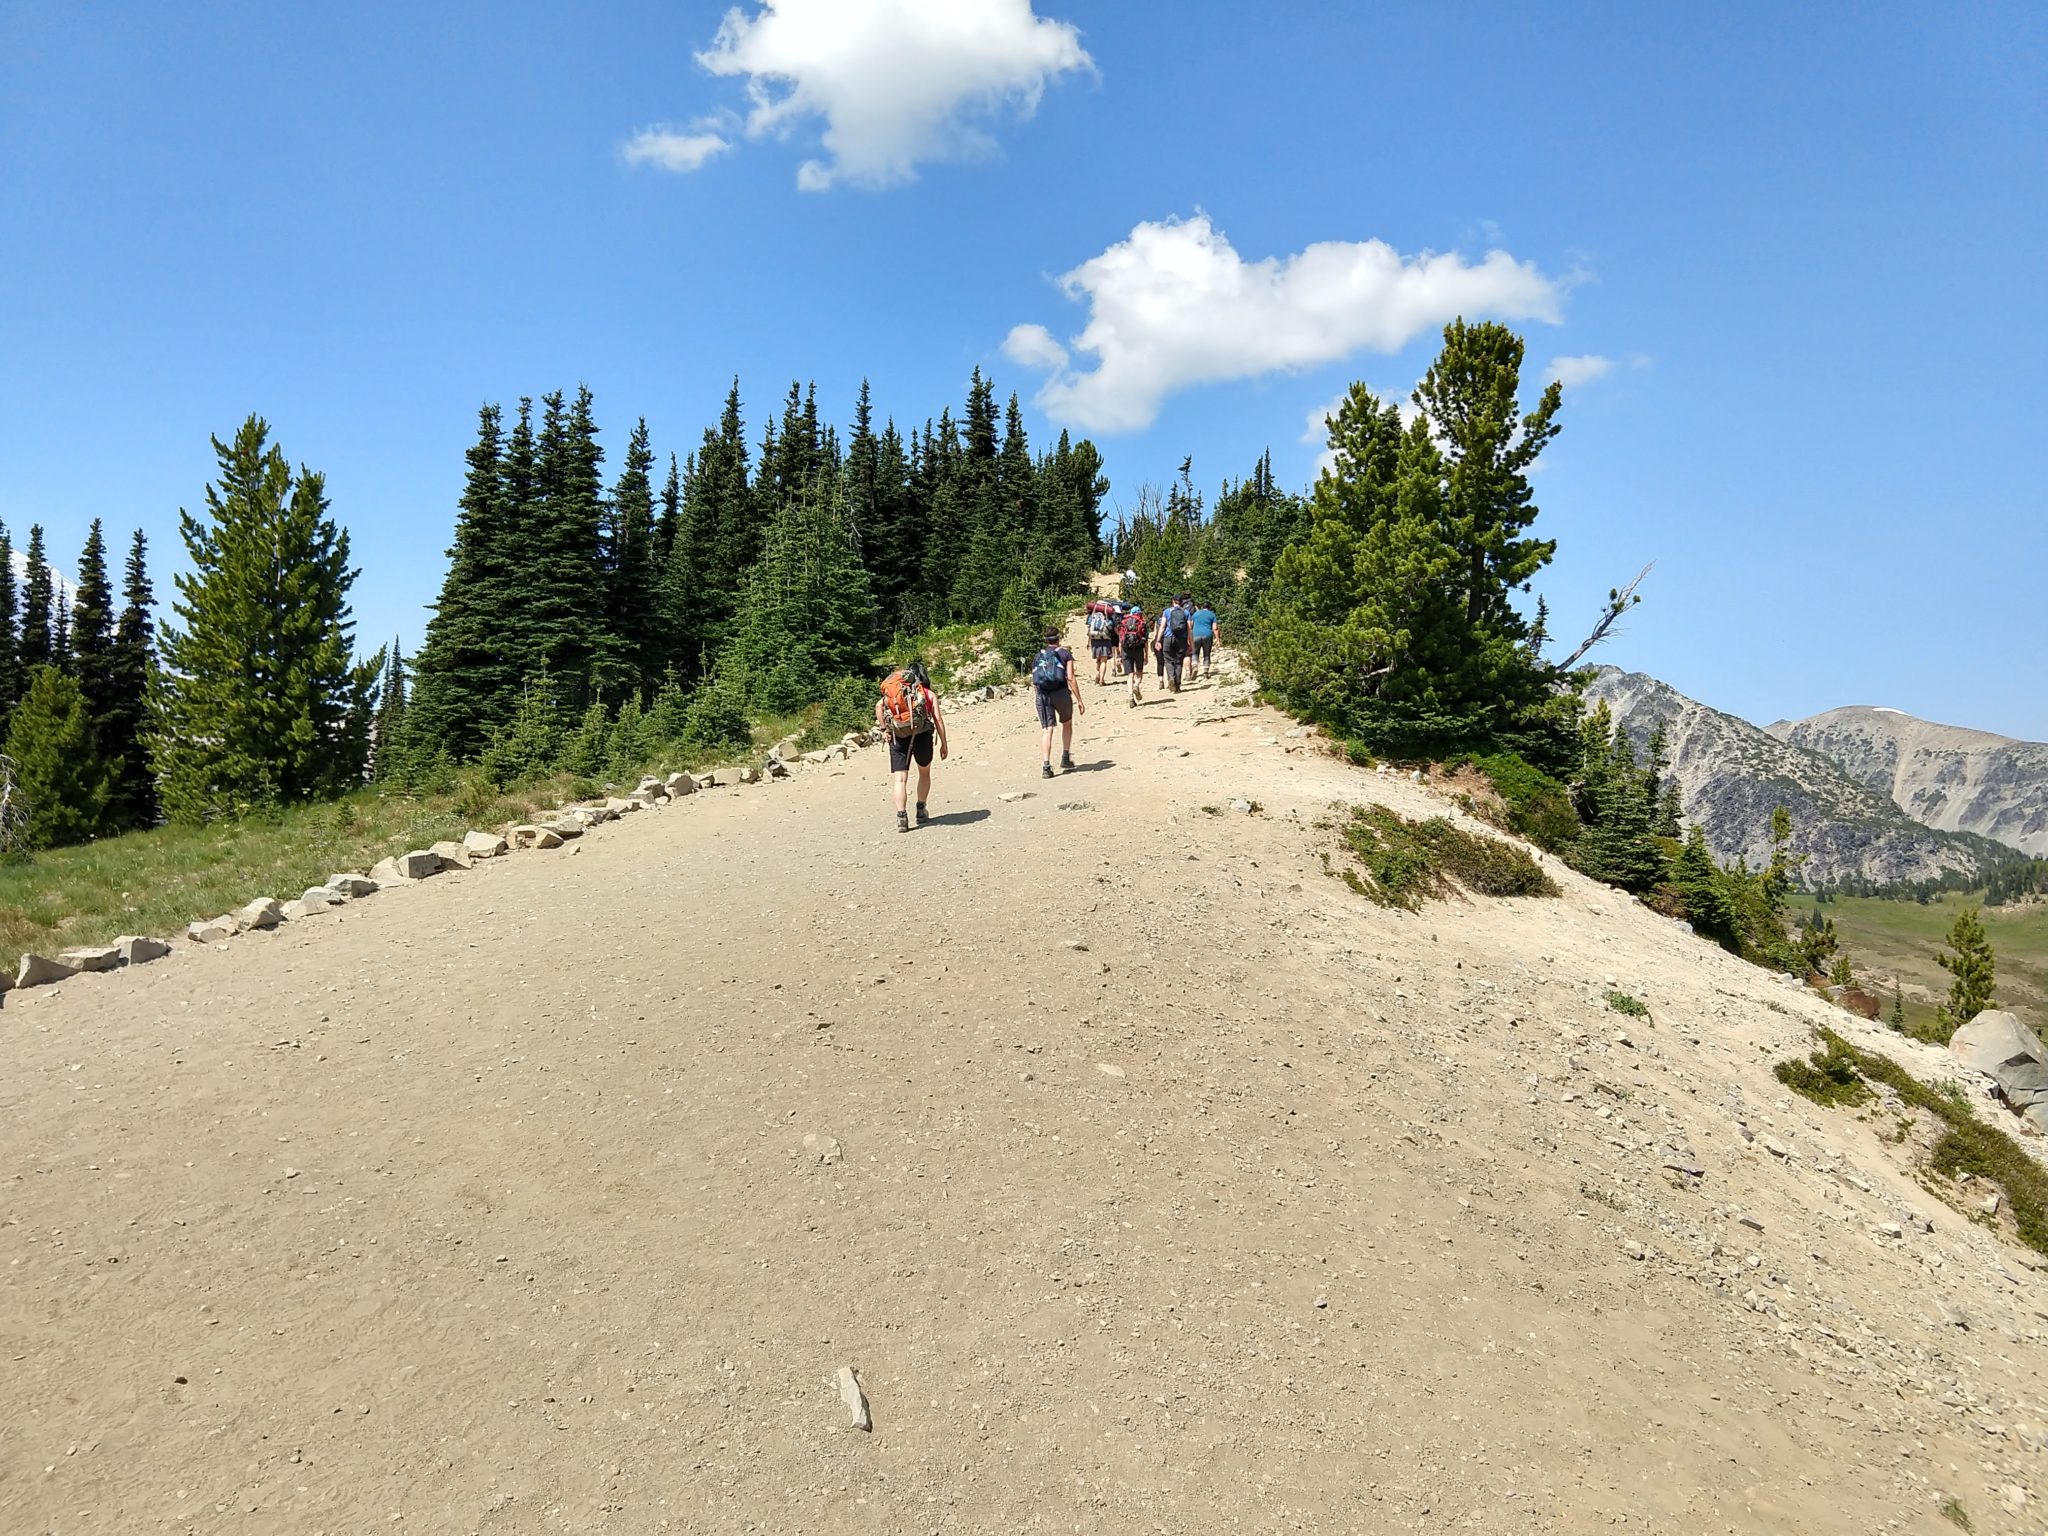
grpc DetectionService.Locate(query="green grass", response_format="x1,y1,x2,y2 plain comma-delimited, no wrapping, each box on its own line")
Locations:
1778,1026,2048,1257
1605,990,1650,1020
1940,1495,1972,1531
0,722,783,970
1335,804,1560,909
1803,891,2047,1036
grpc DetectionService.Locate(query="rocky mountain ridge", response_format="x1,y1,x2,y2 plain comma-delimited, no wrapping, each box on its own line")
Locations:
1768,705,2048,859
1583,668,2011,888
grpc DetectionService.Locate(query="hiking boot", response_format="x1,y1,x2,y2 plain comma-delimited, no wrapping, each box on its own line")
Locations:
1042,761,1055,779
896,811,910,833
1060,753,1075,771
915,803,930,825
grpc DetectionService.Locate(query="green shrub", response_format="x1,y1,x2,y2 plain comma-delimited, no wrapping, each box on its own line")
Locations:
1336,804,1560,909
1472,752,1582,854
1605,990,1650,1020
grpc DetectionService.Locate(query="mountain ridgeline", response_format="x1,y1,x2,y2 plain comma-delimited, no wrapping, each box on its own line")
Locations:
1766,706,2048,859
1583,669,2023,889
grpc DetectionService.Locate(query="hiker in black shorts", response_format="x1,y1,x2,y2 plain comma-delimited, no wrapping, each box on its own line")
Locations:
875,662,948,833
1030,626,1085,777
1117,604,1147,706
1160,593,1193,693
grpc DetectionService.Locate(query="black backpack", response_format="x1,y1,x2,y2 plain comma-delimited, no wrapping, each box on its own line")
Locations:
1165,606,1190,644
1031,646,1068,689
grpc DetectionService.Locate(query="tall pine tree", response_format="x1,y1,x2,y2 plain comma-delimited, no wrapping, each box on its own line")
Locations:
0,522,20,723
152,416,381,821
69,521,118,759
595,417,659,702
411,403,522,760
5,665,116,850
20,524,53,672
105,529,158,829
372,640,409,781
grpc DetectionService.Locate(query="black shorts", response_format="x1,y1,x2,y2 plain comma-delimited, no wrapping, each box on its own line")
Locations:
1035,685,1073,727
888,730,934,772
1121,642,1145,672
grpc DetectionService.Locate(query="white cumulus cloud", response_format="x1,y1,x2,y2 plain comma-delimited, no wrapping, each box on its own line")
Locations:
1002,322,1070,371
1546,353,1614,388
1009,214,1566,434
622,126,733,172
689,0,1092,190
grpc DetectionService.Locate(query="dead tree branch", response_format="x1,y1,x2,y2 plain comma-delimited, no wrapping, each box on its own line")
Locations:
1556,563,1652,672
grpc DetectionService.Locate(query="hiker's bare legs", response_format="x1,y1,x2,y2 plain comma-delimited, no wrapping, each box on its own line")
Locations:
892,769,910,815
916,762,932,808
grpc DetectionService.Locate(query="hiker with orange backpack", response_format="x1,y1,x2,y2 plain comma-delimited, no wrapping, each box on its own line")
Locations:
875,661,948,833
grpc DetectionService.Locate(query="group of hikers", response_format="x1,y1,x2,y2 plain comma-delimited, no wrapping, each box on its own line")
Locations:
873,589,1220,832
1082,592,1219,701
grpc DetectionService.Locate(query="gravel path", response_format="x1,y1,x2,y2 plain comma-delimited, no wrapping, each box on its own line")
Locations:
4,645,2044,1534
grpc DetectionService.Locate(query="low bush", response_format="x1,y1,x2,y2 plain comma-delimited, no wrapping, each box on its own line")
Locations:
1471,751,1583,854
1336,804,1560,909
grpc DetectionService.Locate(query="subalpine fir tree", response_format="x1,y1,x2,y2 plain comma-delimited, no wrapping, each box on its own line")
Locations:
105,529,158,829
950,371,1008,620
1670,824,1735,947
1934,906,1996,1030
372,641,409,781
718,481,878,714
695,381,756,641
532,386,607,709
479,668,564,787
608,694,651,777
0,522,20,722
653,452,682,574
411,404,521,761
5,665,116,850
69,521,118,766
1257,322,1564,758
51,597,71,669
20,524,53,672
152,416,381,821
563,698,611,778
659,452,713,682
595,417,659,702
843,379,879,555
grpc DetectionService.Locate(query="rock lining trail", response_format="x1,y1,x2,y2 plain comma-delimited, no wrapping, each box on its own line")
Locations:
5,632,2048,1534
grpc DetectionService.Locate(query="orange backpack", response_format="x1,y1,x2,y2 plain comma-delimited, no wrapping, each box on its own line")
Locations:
878,670,931,739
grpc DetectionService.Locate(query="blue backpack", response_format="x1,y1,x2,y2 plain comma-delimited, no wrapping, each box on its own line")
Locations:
1031,646,1068,689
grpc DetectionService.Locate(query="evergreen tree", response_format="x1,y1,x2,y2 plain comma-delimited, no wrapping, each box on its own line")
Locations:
51,597,71,669
531,385,607,708
152,416,381,821
950,371,1008,619
861,418,923,631
608,694,651,776
717,480,879,714
596,417,660,702
1934,906,1997,1030
372,641,409,781
653,450,682,571
1255,322,1564,758
1670,824,1735,946
1888,983,1905,1029
562,698,612,777
5,665,116,850
19,525,53,672
660,452,713,682
1764,804,1799,911
479,669,564,787
698,381,757,637
69,521,118,757
105,529,158,829
1829,953,1854,988
410,404,523,761
647,667,690,744
0,523,19,722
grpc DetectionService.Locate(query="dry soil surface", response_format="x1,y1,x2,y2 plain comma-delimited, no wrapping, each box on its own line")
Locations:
7,644,2048,1535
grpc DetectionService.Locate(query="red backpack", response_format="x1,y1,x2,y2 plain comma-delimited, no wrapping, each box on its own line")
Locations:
1119,611,1148,646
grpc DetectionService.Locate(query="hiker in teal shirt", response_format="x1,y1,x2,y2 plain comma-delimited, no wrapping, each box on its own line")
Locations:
1189,603,1219,679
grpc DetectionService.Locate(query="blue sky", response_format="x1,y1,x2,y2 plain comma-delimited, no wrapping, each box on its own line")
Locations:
3,0,2042,736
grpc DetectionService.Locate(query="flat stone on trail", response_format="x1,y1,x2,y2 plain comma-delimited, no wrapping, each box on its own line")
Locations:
542,817,585,839
116,935,172,966
300,887,343,910
836,1366,871,1432
801,1133,843,1165
17,953,78,987
373,850,441,880
58,945,123,974
463,831,508,858
605,797,640,816
187,917,237,944
1096,1062,1126,1078
429,840,473,870
509,824,563,850
324,875,377,899
235,897,285,930
997,791,1034,803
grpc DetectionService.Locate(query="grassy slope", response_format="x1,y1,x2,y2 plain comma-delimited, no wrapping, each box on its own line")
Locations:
1801,890,2048,1032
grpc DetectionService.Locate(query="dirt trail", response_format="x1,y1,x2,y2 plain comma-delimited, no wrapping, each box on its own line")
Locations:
6,628,2048,1534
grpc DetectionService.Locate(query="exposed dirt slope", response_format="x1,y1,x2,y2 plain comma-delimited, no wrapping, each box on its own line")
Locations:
6,640,2048,1534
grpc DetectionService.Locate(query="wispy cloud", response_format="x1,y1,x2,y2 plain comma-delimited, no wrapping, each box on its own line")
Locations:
1005,214,1565,433
1546,353,1614,388
665,0,1093,191
622,126,732,173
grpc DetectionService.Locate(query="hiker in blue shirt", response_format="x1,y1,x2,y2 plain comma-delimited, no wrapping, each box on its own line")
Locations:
1189,602,1219,679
